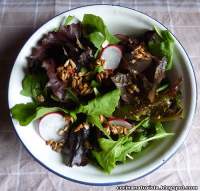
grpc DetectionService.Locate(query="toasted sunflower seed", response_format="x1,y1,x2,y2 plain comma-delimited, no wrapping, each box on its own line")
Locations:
46,140,64,152
57,128,65,136
36,95,45,103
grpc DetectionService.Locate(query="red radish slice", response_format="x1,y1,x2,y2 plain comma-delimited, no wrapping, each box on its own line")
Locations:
101,45,122,70
108,118,132,129
38,113,68,141
115,34,129,41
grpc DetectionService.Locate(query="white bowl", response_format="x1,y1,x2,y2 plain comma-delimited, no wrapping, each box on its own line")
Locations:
8,5,197,185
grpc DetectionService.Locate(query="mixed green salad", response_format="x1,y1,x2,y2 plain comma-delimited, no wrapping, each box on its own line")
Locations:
11,14,183,173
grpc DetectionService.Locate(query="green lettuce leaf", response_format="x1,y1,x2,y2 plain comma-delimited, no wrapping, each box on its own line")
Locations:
92,136,130,173
11,89,120,128
11,103,68,126
20,73,47,100
148,26,174,70
75,89,120,137
10,103,37,126
82,14,120,51
92,122,173,173
77,89,120,117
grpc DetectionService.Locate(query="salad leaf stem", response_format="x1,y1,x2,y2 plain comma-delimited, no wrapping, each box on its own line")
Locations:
127,117,150,136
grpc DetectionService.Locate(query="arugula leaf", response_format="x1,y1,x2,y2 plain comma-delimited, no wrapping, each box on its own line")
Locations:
21,73,47,100
11,103,68,126
127,117,150,136
87,115,111,139
126,124,173,154
92,122,173,173
140,118,150,128
77,89,120,117
92,136,130,173
82,14,120,52
148,26,174,70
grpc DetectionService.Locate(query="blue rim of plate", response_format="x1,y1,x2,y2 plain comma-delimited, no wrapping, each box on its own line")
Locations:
8,4,197,186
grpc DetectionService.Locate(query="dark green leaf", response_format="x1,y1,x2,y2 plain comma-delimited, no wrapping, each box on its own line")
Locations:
82,14,119,51
20,73,47,100
127,117,150,135
82,14,106,35
92,136,130,173
11,102,68,126
35,106,68,120
92,121,173,173
148,26,174,70
11,103,38,126
77,89,120,117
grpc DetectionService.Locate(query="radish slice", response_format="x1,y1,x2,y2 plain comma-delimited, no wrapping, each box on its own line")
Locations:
108,118,132,129
101,45,122,70
38,113,68,141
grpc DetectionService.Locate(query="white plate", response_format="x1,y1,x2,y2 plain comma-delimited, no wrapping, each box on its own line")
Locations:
8,5,197,186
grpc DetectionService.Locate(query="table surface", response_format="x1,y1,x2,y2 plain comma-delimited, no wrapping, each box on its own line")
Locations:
0,0,200,190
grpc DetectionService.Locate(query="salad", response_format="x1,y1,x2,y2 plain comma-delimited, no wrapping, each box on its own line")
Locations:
11,14,183,173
